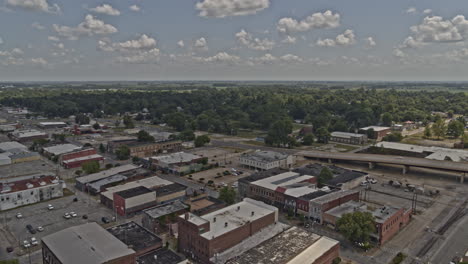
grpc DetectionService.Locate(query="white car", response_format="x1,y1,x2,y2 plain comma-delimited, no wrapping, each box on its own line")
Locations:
23,240,31,248
369,179,377,184
70,212,77,218
360,181,368,186
37,226,44,232
63,213,71,219
30,237,38,246
16,213,23,219
47,204,54,210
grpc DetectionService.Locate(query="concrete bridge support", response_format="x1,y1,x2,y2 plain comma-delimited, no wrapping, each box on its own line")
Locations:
368,162,375,169
461,173,466,184
403,165,410,175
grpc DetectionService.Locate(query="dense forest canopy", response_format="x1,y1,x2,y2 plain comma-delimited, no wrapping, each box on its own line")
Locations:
1,87,467,134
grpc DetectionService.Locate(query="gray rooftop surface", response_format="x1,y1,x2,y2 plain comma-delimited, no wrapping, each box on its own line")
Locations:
41,222,135,264
241,150,289,163
137,248,185,264
43,144,81,156
76,164,138,184
144,200,188,219
107,222,162,252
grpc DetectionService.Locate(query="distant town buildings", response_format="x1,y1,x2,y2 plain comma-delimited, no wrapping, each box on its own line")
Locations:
38,122,67,129
42,144,81,157
127,141,183,158
107,221,163,257
375,141,468,162
0,141,40,165
60,148,103,169
75,164,139,193
0,176,63,211
42,222,136,264
9,129,48,142
142,200,189,235
359,126,391,141
329,132,368,145
239,150,294,171
151,152,203,174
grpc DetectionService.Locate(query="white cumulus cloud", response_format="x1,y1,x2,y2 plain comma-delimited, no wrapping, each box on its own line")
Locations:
98,34,160,64
277,10,340,34
405,7,417,14
317,29,356,47
196,0,270,18
129,5,140,12
53,15,118,40
281,36,297,44
6,0,60,13
235,29,274,51
423,9,432,14
366,37,376,47
195,52,240,64
89,4,120,16
177,40,185,48
31,22,45,30
194,37,208,49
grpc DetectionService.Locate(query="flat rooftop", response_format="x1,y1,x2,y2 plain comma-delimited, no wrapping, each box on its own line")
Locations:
331,131,366,138
136,248,185,264
11,129,47,138
0,176,59,194
251,171,317,197
154,183,186,197
360,126,391,132
226,227,334,264
310,190,360,205
76,164,138,184
239,168,289,184
101,176,172,200
116,186,153,199
42,222,135,264
326,170,367,187
325,200,401,224
107,222,162,252
43,144,81,156
376,142,468,162
62,154,103,164
152,152,201,164
0,141,27,151
144,200,188,219
181,198,277,240
190,196,225,216
241,150,289,163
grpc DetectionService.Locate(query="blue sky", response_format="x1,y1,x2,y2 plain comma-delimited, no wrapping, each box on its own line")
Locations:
1,0,468,81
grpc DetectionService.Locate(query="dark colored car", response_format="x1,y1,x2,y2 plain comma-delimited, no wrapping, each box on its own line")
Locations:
82,214,88,220
26,224,36,234
6,247,13,253
101,217,110,223
73,197,78,202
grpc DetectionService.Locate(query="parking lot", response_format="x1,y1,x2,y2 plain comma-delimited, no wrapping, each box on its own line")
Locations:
185,167,252,188
0,190,115,259
0,158,57,180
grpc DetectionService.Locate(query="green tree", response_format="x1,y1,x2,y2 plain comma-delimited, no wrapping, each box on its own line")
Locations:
194,135,210,147
302,134,315,146
137,130,155,142
336,211,376,243
381,112,393,126
316,127,330,143
318,167,333,185
99,143,106,153
424,125,432,138
446,120,464,138
115,145,130,160
75,113,90,125
219,187,236,205
52,133,66,142
178,129,195,141
92,123,101,130
265,119,293,147
82,160,100,174
432,119,447,139
382,132,403,142
123,115,135,129
165,112,188,131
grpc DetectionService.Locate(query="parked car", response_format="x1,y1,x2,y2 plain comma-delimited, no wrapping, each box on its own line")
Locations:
22,241,30,249
30,237,38,246
63,213,71,219
369,179,377,184
47,204,54,210
37,226,44,232
6,247,14,253
16,213,22,219
360,181,368,186
101,217,110,223
26,224,36,234
70,212,77,217
82,214,88,220
73,197,78,202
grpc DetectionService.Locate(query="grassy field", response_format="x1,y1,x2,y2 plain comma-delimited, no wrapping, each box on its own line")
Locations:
236,129,266,139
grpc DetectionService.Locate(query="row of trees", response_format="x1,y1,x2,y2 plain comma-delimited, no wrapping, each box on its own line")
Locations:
2,88,466,137
425,117,466,139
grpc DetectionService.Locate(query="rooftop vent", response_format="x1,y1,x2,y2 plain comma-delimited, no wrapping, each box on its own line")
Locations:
251,211,255,216
213,217,216,223
224,222,228,227
26,183,34,189
237,206,240,211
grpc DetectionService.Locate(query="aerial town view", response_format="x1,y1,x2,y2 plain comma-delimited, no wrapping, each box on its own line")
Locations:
0,1,467,264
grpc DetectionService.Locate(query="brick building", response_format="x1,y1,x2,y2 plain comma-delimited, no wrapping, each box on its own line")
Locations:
323,201,412,245
41,222,136,264
239,150,294,171
127,141,182,158
178,198,278,264
113,186,158,217
9,129,48,142
359,126,391,141
308,190,360,223
75,164,139,192
329,132,368,145
60,148,104,169
142,200,189,235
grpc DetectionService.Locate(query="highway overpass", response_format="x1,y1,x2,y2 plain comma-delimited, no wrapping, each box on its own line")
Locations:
296,150,468,183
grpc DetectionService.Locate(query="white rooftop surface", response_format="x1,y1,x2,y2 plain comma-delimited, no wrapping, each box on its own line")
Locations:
12,130,47,138
287,236,339,264
62,154,102,164
360,126,391,131
43,144,81,156
251,172,316,193
152,152,202,164
41,222,135,264
0,141,27,151
331,131,366,138
242,150,289,162
186,198,278,240
376,142,468,162
76,164,138,184
39,122,67,125
101,176,172,200
284,185,318,197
